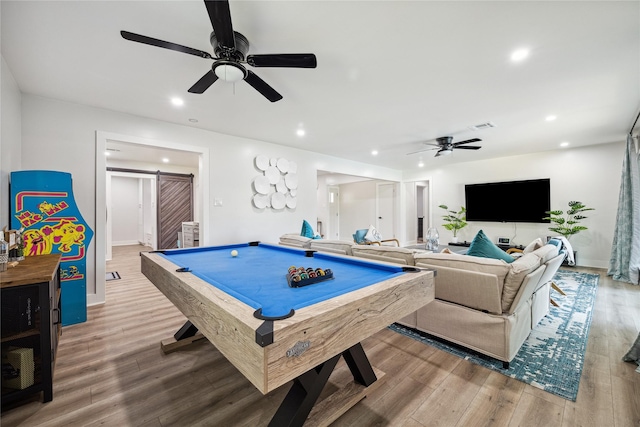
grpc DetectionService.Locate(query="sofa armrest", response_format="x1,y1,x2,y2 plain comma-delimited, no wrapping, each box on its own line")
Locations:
417,263,503,314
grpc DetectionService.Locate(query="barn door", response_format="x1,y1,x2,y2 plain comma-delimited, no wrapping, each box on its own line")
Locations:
157,173,193,249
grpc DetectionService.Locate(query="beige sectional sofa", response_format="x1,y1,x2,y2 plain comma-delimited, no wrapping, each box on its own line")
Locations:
279,233,564,367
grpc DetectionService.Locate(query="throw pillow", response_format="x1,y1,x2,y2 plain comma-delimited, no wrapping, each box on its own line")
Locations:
467,230,515,263
300,220,316,239
523,237,544,254
364,225,382,243
353,229,368,244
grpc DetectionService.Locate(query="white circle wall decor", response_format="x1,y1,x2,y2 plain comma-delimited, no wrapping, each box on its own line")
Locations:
285,172,298,190
276,158,289,173
254,175,270,195
265,166,280,184
255,155,269,171
253,155,298,210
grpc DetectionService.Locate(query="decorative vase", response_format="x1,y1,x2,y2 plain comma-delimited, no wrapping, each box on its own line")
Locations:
426,227,440,251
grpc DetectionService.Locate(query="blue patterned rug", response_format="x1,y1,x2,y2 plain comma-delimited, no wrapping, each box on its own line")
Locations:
389,269,600,401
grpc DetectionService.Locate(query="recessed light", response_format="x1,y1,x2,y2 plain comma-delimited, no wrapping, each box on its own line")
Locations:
418,161,424,168
171,97,184,107
371,150,378,156
545,115,557,121
162,158,170,163
296,129,305,137
560,141,570,147
511,48,529,62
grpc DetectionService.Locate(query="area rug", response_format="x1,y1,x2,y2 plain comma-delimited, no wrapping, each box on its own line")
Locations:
389,269,600,401
106,271,121,281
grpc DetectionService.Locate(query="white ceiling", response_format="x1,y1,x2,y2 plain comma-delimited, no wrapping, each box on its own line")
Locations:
2,1,639,171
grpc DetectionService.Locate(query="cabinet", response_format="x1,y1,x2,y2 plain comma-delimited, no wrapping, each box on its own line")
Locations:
181,222,199,248
1,254,61,409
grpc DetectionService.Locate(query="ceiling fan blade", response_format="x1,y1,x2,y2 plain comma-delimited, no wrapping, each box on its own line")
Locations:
121,31,212,59
452,138,482,147
204,0,236,50
454,146,482,150
406,147,439,155
245,70,283,102
188,70,219,94
247,54,317,68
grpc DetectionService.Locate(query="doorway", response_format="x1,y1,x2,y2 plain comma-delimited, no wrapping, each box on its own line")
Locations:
328,186,340,239
94,131,210,306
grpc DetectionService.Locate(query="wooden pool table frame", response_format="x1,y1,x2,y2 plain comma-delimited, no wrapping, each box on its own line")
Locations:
141,248,434,426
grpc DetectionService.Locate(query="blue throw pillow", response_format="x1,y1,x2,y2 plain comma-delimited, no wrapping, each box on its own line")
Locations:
467,230,515,263
300,220,321,239
353,229,368,244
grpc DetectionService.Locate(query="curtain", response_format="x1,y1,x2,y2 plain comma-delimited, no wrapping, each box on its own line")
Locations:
608,134,640,284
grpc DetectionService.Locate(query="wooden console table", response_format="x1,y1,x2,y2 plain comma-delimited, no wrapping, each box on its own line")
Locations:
1,254,61,409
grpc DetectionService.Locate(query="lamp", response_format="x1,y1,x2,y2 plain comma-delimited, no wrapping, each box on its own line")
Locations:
213,62,246,82
435,149,453,157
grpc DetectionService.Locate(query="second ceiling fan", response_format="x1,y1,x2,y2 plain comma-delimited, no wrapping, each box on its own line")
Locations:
408,136,483,157
121,0,317,102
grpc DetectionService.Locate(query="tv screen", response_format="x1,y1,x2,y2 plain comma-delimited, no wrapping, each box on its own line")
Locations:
465,179,551,223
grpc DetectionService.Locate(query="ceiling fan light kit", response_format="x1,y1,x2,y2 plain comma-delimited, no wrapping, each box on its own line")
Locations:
121,0,317,102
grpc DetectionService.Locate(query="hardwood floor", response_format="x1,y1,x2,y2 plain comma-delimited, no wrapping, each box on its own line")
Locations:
2,244,639,426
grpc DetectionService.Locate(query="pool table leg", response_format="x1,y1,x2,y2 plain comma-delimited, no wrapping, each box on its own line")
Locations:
160,320,206,354
268,342,380,427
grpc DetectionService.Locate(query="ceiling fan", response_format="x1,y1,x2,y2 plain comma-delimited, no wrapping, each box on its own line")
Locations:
407,136,482,157
120,0,317,102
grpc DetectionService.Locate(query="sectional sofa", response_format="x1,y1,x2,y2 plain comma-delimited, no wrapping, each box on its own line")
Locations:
278,233,565,367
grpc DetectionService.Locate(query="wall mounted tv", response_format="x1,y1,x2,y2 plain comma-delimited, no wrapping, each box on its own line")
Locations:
464,178,551,223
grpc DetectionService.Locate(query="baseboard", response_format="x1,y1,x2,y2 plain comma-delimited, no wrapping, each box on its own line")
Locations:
112,240,141,246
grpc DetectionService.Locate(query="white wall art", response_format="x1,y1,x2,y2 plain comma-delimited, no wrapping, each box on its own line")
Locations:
253,155,298,210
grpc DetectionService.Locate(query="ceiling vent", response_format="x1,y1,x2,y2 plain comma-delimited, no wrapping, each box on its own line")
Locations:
469,122,496,131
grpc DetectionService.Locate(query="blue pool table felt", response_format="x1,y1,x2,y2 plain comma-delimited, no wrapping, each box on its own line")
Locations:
159,243,405,318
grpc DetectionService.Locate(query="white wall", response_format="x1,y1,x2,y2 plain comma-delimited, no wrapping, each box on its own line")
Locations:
404,142,625,268
1,56,22,228
110,176,140,245
339,180,379,241
19,94,398,304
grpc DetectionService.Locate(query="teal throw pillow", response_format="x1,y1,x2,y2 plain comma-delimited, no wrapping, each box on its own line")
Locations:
353,229,368,244
300,220,322,239
467,230,515,263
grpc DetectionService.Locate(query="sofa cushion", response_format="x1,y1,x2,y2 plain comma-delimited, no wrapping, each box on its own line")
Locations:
501,252,541,311
309,239,354,256
414,252,511,289
531,244,558,263
351,245,416,265
279,233,312,248
467,230,515,263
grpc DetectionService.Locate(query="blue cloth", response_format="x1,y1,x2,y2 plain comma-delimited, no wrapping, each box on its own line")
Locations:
467,230,515,263
159,243,404,318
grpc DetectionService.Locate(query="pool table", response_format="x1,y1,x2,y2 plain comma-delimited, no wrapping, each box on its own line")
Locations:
141,242,434,426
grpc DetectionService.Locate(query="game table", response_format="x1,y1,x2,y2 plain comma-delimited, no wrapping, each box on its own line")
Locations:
141,242,434,427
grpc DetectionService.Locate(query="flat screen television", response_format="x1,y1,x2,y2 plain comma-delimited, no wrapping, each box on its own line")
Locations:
464,179,551,223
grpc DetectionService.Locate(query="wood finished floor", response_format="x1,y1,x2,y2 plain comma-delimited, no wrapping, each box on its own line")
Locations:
2,244,639,426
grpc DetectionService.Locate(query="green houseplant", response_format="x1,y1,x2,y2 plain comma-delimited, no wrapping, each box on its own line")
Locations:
439,205,467,242
543,201,594,239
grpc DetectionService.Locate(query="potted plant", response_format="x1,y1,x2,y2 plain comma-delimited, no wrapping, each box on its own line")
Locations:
439,205,467,243
543,201,594,239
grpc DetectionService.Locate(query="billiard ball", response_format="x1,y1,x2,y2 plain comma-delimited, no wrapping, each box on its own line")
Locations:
231,250,238,257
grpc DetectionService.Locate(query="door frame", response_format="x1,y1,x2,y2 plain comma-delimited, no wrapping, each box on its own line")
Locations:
95,131,209,306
